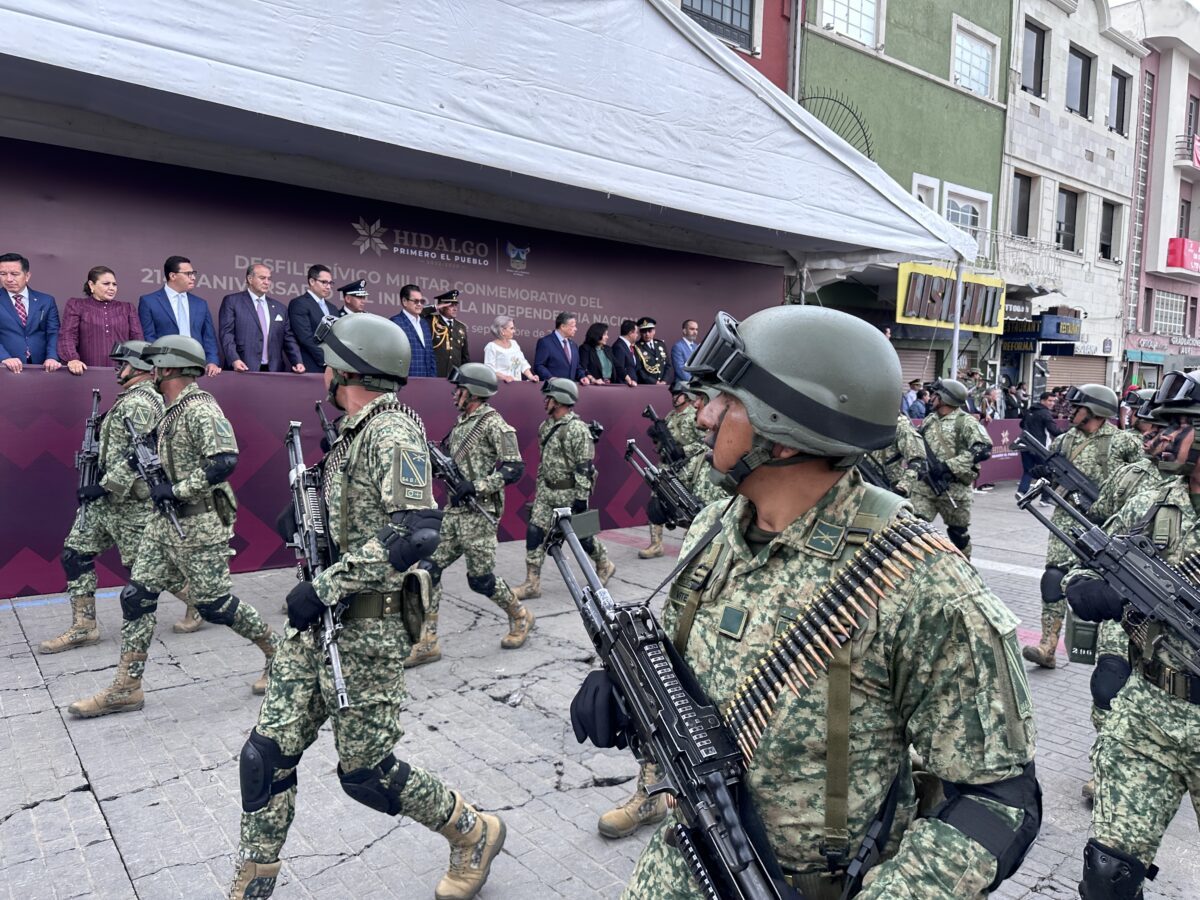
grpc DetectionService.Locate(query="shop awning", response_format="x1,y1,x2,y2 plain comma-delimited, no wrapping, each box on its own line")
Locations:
1125,350,1168,364
0,0,975,280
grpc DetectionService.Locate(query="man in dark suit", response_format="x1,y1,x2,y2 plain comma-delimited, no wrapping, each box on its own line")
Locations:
610,319,638,387
0,252,62,373
423,289,470,377
533,312,593,382
288,264,343,371
138,255,221,377
218,264,305,373
389,283,437,377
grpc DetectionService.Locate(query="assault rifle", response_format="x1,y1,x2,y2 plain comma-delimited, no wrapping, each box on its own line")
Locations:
427,440,498,526
315,401,339,450
76,389,103,520
918,438,958,509
285,421,349,709
624,439,702,529
643,404,687,467
125,417,184,538
855,455,892,492
1017,481,1200,676
548,509,793,900
1011,430,1099,513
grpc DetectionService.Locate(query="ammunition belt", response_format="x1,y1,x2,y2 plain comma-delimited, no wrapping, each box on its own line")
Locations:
725,518,957,764
1134,656,1200,704
342,591,404,619
541,475,576,490
177,495,215,518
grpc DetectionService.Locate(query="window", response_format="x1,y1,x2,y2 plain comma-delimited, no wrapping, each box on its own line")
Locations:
913,174,939,209
1056,187,1079,251
1109,70,1129,135
1022,20,1046,96
824,0,877,47
1011,172,1033,237
1067,46,1093,117
1180,200,1192,239
1188,95,1199,138
947,198,981,234
681,0,754,49
1099,201,1119,260
953,26,996,98
1153,289,1187,335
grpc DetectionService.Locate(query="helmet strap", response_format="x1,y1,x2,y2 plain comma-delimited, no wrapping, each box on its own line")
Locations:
711,435,776,493
328,370,349,410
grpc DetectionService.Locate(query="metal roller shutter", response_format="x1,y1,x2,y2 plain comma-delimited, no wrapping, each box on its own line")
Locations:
896,348,938,385
1045,354,1107,388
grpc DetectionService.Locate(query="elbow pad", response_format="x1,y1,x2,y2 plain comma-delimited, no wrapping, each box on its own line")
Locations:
574,460,596,479
496,461,525,485
931,762,1041,890
204,452,239,485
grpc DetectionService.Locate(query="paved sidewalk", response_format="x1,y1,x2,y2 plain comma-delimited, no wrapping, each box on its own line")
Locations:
3,493,1199,899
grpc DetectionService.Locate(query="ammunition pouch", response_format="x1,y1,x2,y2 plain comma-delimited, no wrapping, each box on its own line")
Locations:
341,569,431,643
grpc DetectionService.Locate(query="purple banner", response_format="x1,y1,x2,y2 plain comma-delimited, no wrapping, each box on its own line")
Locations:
0,372,672,599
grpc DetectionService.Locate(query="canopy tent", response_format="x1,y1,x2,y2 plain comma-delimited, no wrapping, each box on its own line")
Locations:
0,0,975,280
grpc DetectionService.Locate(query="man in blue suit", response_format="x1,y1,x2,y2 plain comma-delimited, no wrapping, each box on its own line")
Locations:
388,283,437,377
218,263,305,373
138,255,221,377
288,264,343,370
610,319,638,387
669,319,700,384
533,312,593,382
0,252,62,373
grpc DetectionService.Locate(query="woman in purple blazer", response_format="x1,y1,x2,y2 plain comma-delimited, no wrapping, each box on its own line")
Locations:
59,266,142,374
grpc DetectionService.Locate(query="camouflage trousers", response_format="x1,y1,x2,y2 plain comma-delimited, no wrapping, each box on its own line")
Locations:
427,506,513,615
62,498,150,601
525,490,609,570
239,618,455,863
1092,673,1200,865
907,481,973,553
1091,620,1129,732
122,511,268,679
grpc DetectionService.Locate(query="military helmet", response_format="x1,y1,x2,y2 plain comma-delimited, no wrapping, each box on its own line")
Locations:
685,307,898,459
1066,383,1119,419
144,335,206,373
110,340,154,372
930,378,969,408
450,363,498,398
541,377,579,406
1123,387,1155,409
317,313,410,389
1152,371,1200,418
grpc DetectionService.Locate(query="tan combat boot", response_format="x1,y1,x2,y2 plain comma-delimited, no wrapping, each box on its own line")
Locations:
67,651,146,717
251,628,280,695
38,595,100,654
404,613,443,668
511,563,541,601
597,558,616,586
173,603,204,634
229,858,282,899
1082,778,1095,804
598,787,668,839
638,524,664,559
436,792,506,900
500,601,535,650
1021,615,1062,669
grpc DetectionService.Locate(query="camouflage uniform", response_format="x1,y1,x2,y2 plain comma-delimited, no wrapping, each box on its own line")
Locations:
666,403,705,454
866,414,925,497
44,381,163,653
909,407,992,555
625,471,1037,899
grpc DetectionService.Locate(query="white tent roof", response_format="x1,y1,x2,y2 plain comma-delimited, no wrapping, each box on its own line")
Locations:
1,0,975,278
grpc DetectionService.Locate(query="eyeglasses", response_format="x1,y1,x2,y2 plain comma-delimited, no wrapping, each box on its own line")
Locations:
313,279,333,286
177,270,198,278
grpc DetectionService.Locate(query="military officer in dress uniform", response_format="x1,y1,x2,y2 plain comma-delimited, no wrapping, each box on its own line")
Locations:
424,289,470,377
338,279,369,314
633,317,668,384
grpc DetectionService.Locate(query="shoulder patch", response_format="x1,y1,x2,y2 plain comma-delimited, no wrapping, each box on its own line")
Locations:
805,519,846,557
396,446,430,500
213,418,238,452
501,430,520,458
129,405,155,431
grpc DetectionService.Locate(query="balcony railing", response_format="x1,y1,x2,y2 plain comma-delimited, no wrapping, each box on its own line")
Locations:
1175,133,1200,166
970,229,1064,290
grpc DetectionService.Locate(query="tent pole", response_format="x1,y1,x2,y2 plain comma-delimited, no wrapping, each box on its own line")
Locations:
950,258,965,378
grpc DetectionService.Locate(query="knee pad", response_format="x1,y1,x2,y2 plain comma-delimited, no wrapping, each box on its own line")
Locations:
338,753,412,816
579,535,597,555
467,572,496,597
195,594,241,626
418,558,443,586
946,526,970,552
1041,567,1067,604
525,524,546,553
239,729,302,813
61,547,95,582
1080,839,1156,899
1090,655,1133,711
119,582,159,621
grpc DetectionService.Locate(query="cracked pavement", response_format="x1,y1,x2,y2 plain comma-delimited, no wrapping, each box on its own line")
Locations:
3,510,1200,899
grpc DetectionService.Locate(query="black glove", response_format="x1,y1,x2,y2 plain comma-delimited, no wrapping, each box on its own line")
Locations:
570,670,628,749
149,481,177,504
451,479,477,505
1028,464,1049,480
286,581,326,630
275,504,297,543
571,499,588,515
77,484,109,503
378,509,445,571
1066,578,1124,622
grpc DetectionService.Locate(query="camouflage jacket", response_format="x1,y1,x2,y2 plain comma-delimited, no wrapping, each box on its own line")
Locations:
663,470,1035,894
666,405,705,456
444,402,520,516
98,380,163,504
867,415,925,496
680,449,730,507
157,382,238,505
1089,457,1168,524
919,408,991,484
313,392,434,605
535,411,595,503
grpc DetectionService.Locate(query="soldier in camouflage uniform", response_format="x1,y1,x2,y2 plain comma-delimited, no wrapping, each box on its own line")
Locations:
642,382,707,559
1021,384,1140,670
908,379,993,556
68,337,278,718
1062,371,1200,899
572,307,1040,899
230,314,504,900
405,362,532,667
863,414,925,497
512,377,614,601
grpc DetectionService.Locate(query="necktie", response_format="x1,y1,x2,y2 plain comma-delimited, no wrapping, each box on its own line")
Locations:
256,298,270,365
175,294,191,339
561,338,571,361
13,293,26,328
